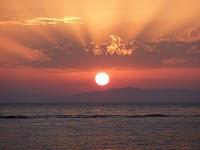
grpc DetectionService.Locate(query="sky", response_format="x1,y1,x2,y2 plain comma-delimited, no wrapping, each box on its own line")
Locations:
0,0,200,102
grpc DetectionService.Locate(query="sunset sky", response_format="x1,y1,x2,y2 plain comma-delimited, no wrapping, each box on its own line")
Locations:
0,0,200,102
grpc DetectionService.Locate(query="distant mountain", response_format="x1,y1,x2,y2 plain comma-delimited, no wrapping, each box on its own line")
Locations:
71,87,200,102
1,87,199,103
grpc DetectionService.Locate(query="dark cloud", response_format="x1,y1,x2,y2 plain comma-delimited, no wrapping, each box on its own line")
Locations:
20,38,200,69
0,22,199,69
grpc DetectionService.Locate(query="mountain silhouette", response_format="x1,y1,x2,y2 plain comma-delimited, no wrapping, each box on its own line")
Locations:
71,87,200,102
1,87,199,103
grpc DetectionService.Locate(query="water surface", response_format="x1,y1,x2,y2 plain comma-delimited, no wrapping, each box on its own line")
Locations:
0,103,199,149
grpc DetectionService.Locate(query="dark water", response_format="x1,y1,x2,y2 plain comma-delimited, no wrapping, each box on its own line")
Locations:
0,103,199,150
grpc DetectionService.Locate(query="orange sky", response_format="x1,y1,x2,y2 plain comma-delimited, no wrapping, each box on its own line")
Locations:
0,67,200,95
0,0,200,101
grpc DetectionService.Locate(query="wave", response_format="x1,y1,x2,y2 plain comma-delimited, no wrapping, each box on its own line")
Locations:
0,114,199,119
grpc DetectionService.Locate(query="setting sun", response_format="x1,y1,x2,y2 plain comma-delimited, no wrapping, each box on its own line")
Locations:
95,72,110,86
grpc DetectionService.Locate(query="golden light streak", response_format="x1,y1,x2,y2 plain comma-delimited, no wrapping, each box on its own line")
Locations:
0,36,49,62
0,0,199,58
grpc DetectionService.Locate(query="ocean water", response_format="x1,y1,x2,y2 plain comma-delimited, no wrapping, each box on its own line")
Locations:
0,103,199,150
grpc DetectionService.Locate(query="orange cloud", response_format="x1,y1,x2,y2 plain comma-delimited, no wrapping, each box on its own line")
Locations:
89,35,134,56
106,35,133,56
0,17,82,26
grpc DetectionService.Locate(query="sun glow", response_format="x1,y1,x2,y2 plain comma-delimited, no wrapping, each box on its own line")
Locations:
95,72,110,86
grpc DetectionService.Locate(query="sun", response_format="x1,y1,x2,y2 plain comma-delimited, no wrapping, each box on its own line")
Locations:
95,72,110,86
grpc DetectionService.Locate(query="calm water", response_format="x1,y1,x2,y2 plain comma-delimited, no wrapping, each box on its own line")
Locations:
0,103,199,150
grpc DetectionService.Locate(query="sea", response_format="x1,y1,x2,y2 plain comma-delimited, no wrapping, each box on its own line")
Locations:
0,102,199,150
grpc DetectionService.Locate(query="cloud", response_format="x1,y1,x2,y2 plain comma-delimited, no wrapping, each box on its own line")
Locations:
186,46,200,55
162,57,190,65
0,17,82,26
86,35,134,56
171,28,200,42
1,31,199,69
162,57,200,66
106,35,133,56
185,28,200,41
